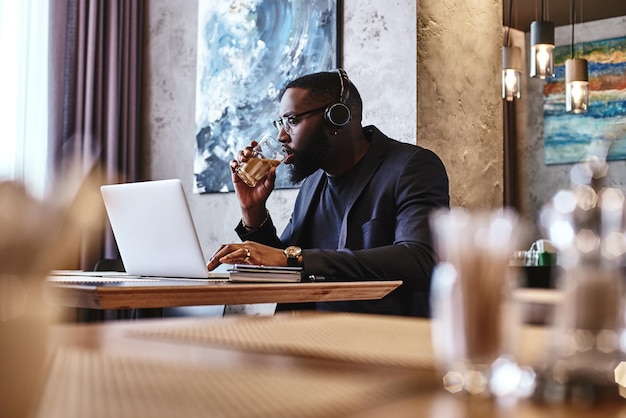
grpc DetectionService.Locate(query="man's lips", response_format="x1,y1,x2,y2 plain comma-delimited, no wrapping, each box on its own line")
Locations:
282,146,294,164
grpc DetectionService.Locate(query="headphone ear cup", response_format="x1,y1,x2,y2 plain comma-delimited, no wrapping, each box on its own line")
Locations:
324,103,351,129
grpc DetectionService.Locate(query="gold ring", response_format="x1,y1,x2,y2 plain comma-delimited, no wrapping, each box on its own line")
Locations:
243,248,251,263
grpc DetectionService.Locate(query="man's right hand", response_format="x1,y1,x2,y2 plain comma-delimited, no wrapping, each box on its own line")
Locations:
231,142,277,227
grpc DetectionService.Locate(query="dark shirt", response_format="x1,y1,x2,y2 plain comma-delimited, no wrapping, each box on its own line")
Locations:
303,158,367,250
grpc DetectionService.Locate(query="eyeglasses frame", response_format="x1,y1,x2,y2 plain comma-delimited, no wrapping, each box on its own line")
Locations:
272,104,331,133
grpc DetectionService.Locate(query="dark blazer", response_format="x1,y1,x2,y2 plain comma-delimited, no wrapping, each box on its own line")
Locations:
237,125,450,316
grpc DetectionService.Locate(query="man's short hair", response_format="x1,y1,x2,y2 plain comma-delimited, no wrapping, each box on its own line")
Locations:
281,70,363,119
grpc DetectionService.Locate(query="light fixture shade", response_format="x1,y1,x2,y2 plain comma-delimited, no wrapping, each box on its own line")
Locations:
530,21,555,79
566,58,589,113
502,46,522,101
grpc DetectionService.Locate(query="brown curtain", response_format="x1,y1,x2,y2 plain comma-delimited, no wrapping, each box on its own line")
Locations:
48,0,144,269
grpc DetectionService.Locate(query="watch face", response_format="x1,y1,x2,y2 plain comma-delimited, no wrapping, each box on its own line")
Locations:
285,246,301,257
285,246,301,267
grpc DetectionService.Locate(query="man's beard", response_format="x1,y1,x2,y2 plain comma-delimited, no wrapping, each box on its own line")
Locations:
288,126,331,184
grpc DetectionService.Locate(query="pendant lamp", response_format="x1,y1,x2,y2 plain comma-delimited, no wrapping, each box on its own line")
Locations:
503,46,522,101
502,0,521,101
566,0,589,113
530,0,555,79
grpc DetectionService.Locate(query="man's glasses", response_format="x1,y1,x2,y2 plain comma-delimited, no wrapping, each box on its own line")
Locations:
272,104,329,133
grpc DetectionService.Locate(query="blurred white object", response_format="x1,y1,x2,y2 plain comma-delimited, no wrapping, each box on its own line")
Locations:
532,239,556,253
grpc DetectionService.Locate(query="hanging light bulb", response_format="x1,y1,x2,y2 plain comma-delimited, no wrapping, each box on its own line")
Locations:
566,0,589,114
502,46,522,101
530,20,555,79
566,58,589,113
502,0,521,101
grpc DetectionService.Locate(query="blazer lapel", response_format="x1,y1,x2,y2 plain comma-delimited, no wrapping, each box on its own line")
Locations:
287,169,326,244
337,128,388,248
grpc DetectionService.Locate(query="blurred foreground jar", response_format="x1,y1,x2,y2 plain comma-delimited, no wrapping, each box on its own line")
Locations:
538,171,626,403
0,175,103,417
429,208,533,398
0,183,59,418
0,273,54,418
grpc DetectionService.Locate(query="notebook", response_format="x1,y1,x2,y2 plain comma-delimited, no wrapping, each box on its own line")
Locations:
100,179,219,279
229,264,303,282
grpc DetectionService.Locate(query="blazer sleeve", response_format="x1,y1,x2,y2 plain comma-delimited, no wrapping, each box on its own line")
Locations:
235,217,284,248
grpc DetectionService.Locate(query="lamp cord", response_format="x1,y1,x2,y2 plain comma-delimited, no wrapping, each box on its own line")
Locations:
570,0,575,59
506,0,513,46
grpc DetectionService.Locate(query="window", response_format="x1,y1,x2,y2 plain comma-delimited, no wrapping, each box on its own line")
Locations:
0,0,49,199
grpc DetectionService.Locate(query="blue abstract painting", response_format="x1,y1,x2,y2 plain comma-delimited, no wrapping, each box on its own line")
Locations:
543,36,626,165
194,0,339,193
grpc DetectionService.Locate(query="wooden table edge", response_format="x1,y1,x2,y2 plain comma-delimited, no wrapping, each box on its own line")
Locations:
46,280,403,310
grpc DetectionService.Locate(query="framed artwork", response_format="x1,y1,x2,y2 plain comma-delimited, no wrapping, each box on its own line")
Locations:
543,35,626,165
193,0,340,193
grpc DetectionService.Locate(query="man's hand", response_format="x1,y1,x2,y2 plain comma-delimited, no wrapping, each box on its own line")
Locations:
231,141,277,226
207,241,287,270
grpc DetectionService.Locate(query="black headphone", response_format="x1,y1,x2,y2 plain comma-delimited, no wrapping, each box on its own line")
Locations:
324,68,351,129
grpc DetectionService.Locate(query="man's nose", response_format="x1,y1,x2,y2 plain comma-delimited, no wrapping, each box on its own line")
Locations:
277,129,290,143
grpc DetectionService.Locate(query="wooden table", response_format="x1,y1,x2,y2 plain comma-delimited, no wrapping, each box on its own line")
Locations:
45,274,403,309
20,312,625,418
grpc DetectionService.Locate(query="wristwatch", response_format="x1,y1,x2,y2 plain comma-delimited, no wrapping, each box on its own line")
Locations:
284,246,302,267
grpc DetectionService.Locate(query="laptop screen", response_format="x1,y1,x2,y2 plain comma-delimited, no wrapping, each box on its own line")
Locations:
101,179,210,278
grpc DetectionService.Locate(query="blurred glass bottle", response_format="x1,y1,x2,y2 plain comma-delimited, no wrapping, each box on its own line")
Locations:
537,157,626,404
430,208,532,398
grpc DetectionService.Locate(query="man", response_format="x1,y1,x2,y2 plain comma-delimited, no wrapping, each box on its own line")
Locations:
208,69,449,317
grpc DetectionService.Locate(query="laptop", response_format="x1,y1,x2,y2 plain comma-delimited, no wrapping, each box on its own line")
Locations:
100,179,218,279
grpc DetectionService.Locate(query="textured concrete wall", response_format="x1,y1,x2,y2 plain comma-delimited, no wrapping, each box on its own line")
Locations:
143,0,418,258
343,0,417,144
417,0,504,209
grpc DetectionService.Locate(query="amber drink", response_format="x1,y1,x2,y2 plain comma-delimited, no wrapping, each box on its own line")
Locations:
235,134,286,187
